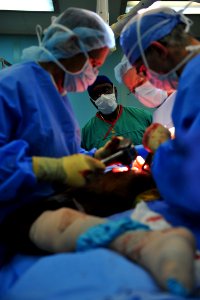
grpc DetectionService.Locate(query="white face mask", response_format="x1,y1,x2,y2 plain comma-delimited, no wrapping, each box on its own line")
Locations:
95,92,117,115
134,80,168,108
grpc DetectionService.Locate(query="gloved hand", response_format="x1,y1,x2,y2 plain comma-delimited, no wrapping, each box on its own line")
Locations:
32,154,105,188
94,136,124,160
142,123,171,154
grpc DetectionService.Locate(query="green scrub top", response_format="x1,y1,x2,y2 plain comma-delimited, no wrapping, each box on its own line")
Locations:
81,105,152,150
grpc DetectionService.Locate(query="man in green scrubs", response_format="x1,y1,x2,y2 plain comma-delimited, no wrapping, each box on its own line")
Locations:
81,75,152,150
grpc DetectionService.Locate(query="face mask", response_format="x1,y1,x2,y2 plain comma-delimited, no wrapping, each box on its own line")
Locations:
146,69,179,91
95,92,117,115
126,7,194,92
135,80,168,108
64,60,99,93
36,23,99,93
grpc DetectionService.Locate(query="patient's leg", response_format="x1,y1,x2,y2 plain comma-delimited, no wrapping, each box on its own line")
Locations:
29,208,195,295
29,208,106,252
110,227,195,295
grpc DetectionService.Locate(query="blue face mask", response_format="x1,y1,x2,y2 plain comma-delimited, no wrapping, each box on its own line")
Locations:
126,7,195,92
64,59,99,93
146,69,179,91
36,23,99,93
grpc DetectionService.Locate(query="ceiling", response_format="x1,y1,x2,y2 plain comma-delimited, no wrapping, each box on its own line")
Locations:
0,0,127,35
0,0,200,38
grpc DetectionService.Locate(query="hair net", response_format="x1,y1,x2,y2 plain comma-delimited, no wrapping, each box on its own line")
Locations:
120,7,192,66
114,55,132,83
87,75,113,98
22,7,115,62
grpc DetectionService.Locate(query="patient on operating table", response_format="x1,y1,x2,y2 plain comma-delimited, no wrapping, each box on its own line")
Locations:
1,128,197,297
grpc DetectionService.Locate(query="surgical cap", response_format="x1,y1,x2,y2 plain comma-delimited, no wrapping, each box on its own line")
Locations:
22,7,115,62
120,7,191,66
114,55,132,83
87,75,113,97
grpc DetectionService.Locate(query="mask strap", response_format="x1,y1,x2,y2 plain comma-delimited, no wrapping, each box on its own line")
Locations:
178,13,193,33
135,14,171,70
148,47,196,80
50,23,90,60
128,5,194,68
90,97,96,103
36,24,43,46
49,23,75,35
91,84,116,103
177,1,194,32
35,23,90,75
112,84,115,94
186,45,200,52
135,7,196,79
179,0,194,13
127,13,169,67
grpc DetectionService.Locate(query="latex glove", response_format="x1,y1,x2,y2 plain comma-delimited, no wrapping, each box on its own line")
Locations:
94,136,124,160
142,123,171,154
32,154,105,188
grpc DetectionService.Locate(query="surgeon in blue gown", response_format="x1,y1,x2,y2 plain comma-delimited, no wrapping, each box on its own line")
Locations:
120,6,200,249
0,7,198,300
0,4,116,285
0,7,117,223
0,7,165,300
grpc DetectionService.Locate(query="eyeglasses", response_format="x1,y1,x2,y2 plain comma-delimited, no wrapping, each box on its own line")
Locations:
92,85,114,100
134,59,146,74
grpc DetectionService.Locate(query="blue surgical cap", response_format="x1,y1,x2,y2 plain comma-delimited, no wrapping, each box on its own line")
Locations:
87,75,113,97
120,7,191,66
114,55,132,83
22,7,115,62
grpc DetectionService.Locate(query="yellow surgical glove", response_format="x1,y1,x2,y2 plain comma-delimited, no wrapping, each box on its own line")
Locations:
94,136,124,160
32,154,105,188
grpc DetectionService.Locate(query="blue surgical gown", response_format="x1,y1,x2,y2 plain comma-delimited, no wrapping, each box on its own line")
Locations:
0,61,95,224
152,54,200,216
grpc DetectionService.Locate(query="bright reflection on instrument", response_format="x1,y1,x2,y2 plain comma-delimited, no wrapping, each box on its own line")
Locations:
112,166,129,173
110,155,151,173
132,155,145,172
168,126,175,139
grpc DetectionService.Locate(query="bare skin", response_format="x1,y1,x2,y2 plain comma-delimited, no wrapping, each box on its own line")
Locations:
123,66,147,92
145,38,200,77
39,46,110,92
123,65,175,97
29,207,196,295
110,227,195,293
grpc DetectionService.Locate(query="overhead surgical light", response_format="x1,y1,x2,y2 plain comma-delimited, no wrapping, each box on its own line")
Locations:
96,0,109,24
126,1,200,14
0,0,54,11
111,0,156,38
